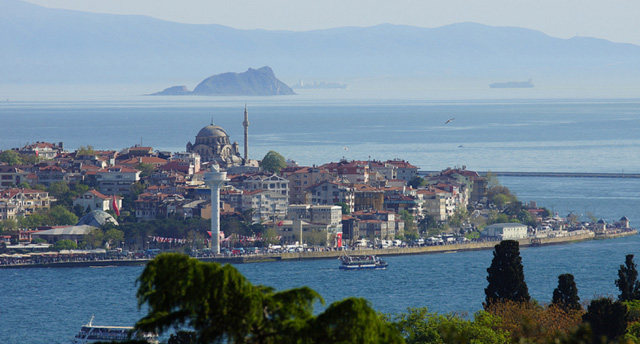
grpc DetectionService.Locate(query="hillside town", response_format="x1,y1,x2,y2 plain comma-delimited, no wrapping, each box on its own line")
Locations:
0,113,635,264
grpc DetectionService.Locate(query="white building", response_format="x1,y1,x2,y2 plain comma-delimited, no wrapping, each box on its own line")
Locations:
482,223,529,240
73,189,122,213
95,165,141,195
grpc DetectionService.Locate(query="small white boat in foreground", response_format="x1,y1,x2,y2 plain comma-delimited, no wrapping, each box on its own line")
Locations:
72,316,158,344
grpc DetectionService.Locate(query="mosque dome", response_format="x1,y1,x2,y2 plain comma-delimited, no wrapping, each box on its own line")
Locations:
77,210,119,227
197,125,228,138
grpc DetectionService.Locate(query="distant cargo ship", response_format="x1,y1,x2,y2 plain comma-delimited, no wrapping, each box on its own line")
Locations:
489,78,534,88
291,81,347,89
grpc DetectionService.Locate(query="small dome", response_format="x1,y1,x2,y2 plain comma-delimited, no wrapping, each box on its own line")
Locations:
197,125,228,138
77,210,119,227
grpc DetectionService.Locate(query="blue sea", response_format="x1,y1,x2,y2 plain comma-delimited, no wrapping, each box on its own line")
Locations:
1,94,640,343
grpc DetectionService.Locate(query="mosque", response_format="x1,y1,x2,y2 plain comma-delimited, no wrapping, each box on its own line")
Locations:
186,106,252,169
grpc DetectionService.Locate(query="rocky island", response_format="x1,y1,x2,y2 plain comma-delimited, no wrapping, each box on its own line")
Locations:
151,66,295,96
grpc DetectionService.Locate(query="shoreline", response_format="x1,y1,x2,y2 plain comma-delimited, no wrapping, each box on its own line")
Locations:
2,230,635,269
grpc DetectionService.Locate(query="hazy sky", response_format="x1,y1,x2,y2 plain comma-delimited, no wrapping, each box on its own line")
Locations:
25,0,640,46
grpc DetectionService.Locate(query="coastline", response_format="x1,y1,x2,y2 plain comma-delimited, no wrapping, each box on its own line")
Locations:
2,230,635,269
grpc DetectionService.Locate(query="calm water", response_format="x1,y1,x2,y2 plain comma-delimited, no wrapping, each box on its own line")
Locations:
1,98,640,172
1,232,639,344
2,97,640,342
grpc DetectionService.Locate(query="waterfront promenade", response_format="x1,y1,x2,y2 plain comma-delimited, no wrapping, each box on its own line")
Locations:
1,230,635,269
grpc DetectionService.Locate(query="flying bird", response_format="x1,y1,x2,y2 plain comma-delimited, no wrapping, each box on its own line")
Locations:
343,146,349,151
445,118,455,125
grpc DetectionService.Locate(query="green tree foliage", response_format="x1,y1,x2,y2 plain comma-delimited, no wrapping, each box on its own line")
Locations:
0,218,18,232
135,163,156,178
168,331,197,344
52,239,78,251
0,150,22,165
134,253,402,344
48,181,70,200
49,205,79,225
130,182,145,196
76,145,97,157
47,181,88,210
582,297,629,342
259,151,287,174
407,176,426,189
552,273,582,311
419,215,440,236
334,202,351,215
616,254,640,302
104,228,125,248
447,208,467,228
399,210,418,239
82,228,105,249
484,240,530,307
312,297,403,344
389,307,507,344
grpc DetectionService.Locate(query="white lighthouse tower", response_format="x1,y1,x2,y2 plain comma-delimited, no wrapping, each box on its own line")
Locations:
204,164,229,254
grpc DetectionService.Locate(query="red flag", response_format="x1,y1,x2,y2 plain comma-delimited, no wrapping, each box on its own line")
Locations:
112,195,120,216
278,221,283,227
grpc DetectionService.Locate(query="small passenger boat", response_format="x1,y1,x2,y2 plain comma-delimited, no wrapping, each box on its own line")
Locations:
72,316,158,344
339,253,388,270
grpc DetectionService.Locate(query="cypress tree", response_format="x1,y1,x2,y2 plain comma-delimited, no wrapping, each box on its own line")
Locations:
484,240,530,307
552,273,581,311
616,254,640,301
582,297,628,341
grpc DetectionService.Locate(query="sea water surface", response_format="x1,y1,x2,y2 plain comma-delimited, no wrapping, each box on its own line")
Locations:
1,232,639,344
2,96,640,342
1,97,640,173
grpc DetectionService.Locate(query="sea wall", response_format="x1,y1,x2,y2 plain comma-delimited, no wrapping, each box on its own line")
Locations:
1,230,634,268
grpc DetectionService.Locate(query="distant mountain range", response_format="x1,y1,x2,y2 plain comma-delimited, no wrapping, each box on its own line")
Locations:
151,66,295,96
2,0,640,86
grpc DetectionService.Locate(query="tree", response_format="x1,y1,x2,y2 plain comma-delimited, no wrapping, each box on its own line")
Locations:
168,331,197,344
104,228,125,248
484,240,530,307
311,297,403,344
484,300,583,343
259,151,286,174
76,145,96,157
407,176,426,189
399,210,417,239
334,202,351,215
52,239,78,251
389,307,507,344
582,297,628,342
135,163,156,178
616,254,640,302
0,150,22,165
49,205,79,225
134,253,403,344
82,228,105,248
552,273,581,311
130,182,145,196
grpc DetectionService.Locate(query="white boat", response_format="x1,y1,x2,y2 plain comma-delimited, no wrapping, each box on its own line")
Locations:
339,253,388,270
72,316,158,344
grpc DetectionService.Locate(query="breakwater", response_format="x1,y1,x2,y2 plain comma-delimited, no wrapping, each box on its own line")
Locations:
420,171,640,179
3,230,634,269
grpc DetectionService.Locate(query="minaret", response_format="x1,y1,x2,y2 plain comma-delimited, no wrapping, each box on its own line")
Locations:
243,104,249,165
204,164,229,254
